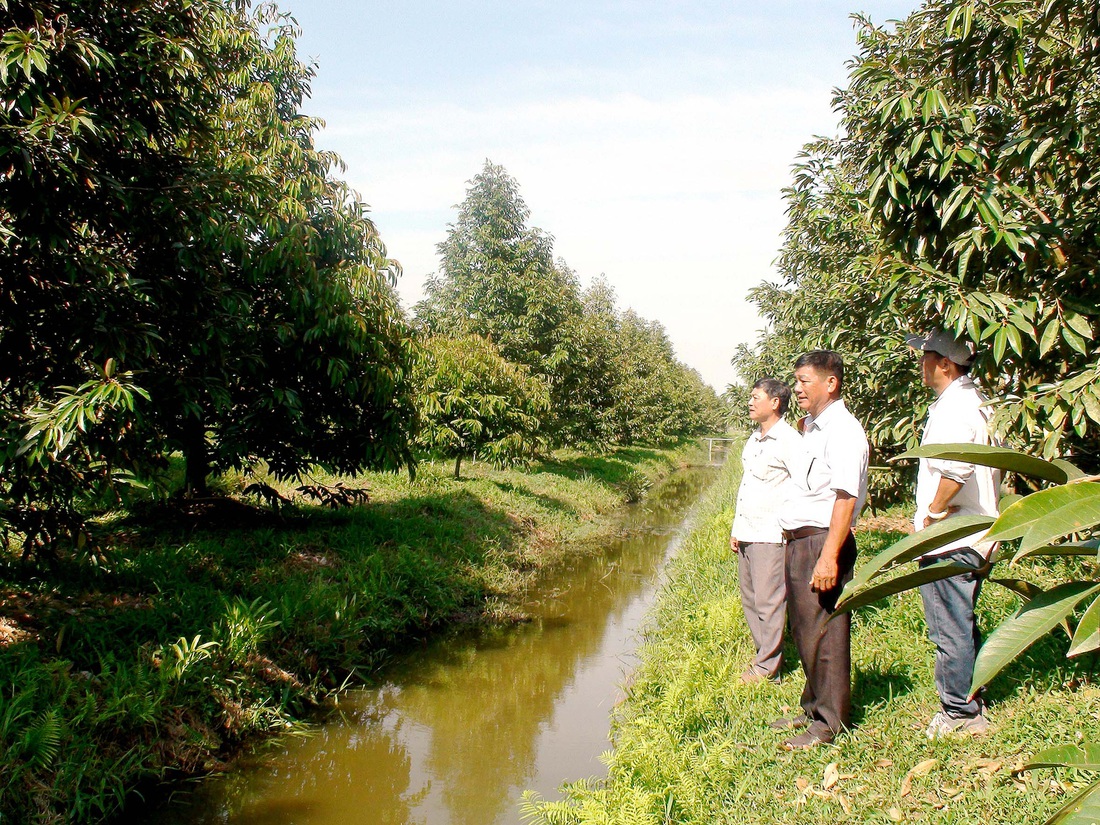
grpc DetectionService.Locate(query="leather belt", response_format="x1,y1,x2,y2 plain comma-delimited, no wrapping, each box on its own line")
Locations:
782,526,828,542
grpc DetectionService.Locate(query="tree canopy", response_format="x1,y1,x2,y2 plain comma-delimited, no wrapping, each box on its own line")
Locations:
736,0,1100,482
1,0,417,553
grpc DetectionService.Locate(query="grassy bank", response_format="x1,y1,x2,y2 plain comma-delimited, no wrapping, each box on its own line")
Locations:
0,443,698,823
525,454,1100,824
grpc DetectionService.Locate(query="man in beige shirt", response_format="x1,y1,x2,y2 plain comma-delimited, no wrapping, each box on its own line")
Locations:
730,378,800,683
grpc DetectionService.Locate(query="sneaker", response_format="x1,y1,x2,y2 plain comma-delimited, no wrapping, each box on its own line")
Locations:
926,711,989,739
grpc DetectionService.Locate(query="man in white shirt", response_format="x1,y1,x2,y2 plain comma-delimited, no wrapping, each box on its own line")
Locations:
773,351,869,750
906,328,1000,738
730,378,800,683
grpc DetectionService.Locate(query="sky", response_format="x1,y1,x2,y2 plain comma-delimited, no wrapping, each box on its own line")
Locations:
280,0,919,391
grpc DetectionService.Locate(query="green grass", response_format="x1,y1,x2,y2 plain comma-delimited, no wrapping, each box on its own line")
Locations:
523,456,1100,825
0,444,694,824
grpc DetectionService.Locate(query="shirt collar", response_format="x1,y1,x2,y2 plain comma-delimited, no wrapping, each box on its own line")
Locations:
756,418,793,440
805,398,845,431
931,375,977,409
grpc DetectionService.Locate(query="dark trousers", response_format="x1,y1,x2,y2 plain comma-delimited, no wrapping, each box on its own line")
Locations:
785,529,857,735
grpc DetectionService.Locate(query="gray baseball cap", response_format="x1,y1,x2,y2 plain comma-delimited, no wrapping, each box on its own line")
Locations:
905,328,974,367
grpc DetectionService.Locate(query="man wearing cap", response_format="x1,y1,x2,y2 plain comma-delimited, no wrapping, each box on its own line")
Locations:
772,351,869,750
906,328,1000,738
730,377,800,684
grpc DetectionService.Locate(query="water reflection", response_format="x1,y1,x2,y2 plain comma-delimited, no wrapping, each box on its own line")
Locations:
144,467,714,825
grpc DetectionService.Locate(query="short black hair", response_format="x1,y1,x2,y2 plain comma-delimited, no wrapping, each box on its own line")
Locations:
752,377,791,415
793,350,845,392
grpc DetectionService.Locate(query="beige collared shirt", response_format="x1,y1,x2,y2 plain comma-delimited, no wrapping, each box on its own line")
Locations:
731,418,801,544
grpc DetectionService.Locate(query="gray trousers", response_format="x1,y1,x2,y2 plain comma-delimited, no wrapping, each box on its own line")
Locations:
919,547,986,717
738,541,787,676
785,529,857,735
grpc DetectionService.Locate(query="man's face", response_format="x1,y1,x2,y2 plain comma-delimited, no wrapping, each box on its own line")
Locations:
748,388,778,423
792,366,836,417
920,350,952,392
919,350,939,388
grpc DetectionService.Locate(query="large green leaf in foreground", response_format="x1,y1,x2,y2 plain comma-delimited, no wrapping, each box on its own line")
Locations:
1034,779,1100,825
985,483,1100,545
834,560,975,615
971,582,1100,694
1018,487,1100,554
892,443,1073,484
839,515,994,604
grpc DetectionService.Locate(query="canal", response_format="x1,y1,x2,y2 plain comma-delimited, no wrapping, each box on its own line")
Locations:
141,464,717,825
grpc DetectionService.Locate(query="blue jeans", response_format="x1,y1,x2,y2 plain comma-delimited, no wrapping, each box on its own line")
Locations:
919,548,986,717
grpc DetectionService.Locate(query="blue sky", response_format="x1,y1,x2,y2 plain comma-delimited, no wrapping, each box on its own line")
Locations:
281,0,918,390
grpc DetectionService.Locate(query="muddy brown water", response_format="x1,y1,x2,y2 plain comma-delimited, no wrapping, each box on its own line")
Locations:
139,465,717,825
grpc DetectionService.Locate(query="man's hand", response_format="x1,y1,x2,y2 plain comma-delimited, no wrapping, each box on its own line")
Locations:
922,504,961,530
730,535,740,553
811,556,838,592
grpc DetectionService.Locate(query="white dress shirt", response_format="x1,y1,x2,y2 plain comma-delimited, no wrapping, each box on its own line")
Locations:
778,399,869,531
914,375,1000,557
731,418,801,544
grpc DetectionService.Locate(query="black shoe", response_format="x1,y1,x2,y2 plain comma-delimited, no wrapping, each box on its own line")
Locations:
768,713,811,730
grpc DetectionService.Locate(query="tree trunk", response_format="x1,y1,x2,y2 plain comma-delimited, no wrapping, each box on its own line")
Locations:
181,413,210,495
453,454,462,479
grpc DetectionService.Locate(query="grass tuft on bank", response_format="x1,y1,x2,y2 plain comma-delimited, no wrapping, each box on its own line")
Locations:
524,454,1100,825
0,443,695,824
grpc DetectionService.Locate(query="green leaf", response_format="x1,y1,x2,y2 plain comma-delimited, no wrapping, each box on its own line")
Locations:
835,560,976,615
1069,594,1100,657
1019,486,1100,554
1014,538,1100,562
993,327,1007,361
1022,744,1100,772
1064,326,1089,355
1029,137,1055,169
1028,777,1100,825
1039,319,1060,356
892,443,1070,484
840,515,994,598
1065,312,1095,340
989,578,1046,601
971,581,1100,694
1052,459,1089,481
987,483,1100,542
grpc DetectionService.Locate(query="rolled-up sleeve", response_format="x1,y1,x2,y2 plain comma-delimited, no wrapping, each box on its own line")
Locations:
925,415,979,483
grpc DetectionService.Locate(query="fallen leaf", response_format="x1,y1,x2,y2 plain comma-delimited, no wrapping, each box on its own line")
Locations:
796,776,810,792
900,758,938,798
876,758,895,768
836,793,851,814
823,762,840,790
887,808,904,822
909,758,938,777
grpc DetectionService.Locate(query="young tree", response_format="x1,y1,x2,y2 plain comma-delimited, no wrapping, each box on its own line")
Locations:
414,335,550,478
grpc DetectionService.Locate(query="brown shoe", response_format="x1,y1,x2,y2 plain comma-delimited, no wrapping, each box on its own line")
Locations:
741,667,780,684
768,713,811,730
780,727,834,750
